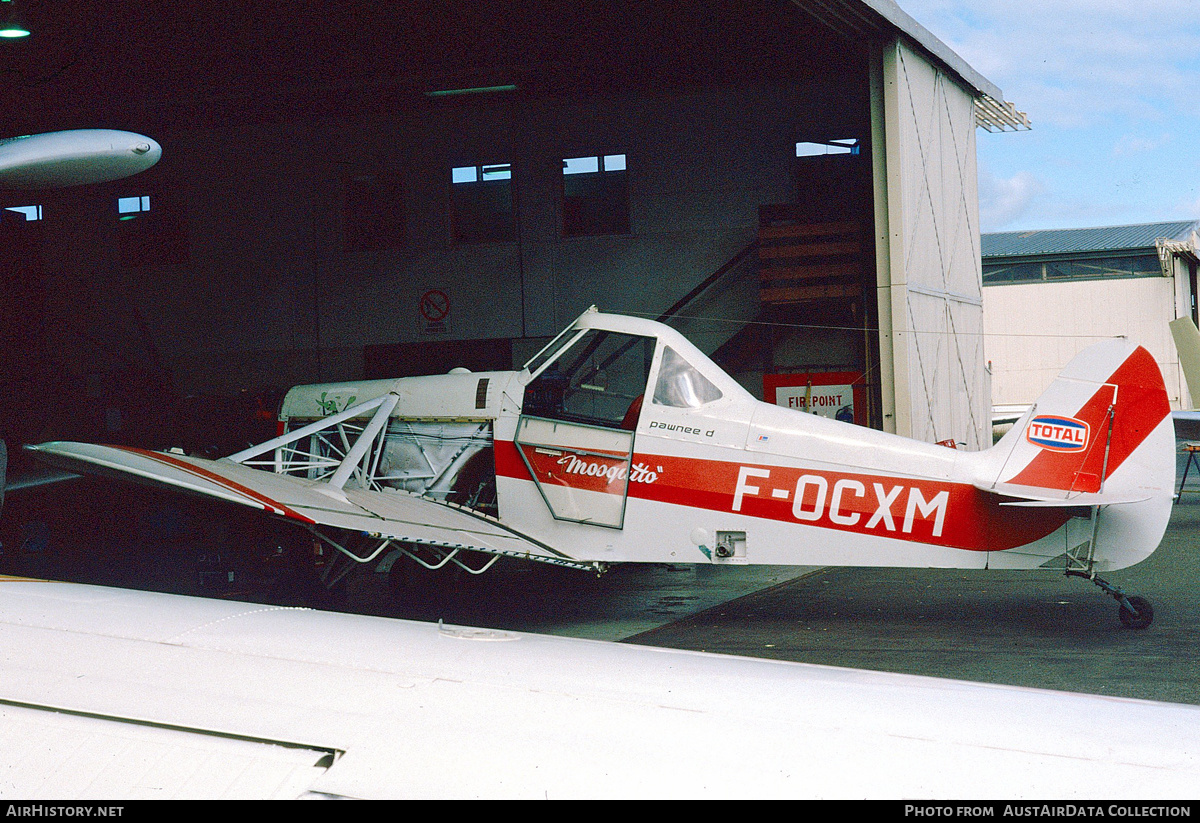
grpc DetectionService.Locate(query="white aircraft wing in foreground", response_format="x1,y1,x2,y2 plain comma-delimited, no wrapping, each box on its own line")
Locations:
1,578,1198,799
30,308,1176,626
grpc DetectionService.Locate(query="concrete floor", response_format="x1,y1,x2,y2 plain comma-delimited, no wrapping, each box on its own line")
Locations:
627,446,1200,705
632,498,1200,705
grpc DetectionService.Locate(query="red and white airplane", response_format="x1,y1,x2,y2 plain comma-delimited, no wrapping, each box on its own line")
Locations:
29,306,1174,626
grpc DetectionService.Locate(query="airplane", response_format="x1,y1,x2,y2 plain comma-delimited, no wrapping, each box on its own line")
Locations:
0,128,161,189
29,307,1174,628
1169,316,1200,438
1,574,1199,799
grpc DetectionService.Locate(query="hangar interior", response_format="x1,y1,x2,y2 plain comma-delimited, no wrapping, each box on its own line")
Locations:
1,0,1025,457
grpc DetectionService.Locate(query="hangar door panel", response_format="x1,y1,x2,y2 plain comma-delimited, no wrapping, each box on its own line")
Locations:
882,39,988,450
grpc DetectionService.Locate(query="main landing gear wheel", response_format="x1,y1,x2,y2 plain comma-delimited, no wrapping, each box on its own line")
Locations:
1118,595,1154,630
1065,569,1154,630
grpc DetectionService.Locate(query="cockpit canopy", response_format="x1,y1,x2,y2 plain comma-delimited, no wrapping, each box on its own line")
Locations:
521,309,739,430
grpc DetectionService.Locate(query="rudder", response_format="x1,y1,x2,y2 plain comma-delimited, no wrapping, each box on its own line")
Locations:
993,340,1171,496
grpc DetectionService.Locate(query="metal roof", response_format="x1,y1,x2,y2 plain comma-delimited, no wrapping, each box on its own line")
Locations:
795,1,1029,131
983,221,1200,260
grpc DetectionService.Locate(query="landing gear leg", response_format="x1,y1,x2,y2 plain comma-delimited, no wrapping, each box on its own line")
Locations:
1064,488,1153,629
1065,569,1154,629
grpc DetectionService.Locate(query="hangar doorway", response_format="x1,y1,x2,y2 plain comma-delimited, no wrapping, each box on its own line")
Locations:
709,137,880,430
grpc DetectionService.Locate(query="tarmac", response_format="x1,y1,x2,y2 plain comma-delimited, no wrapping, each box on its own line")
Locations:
633,498,1200,705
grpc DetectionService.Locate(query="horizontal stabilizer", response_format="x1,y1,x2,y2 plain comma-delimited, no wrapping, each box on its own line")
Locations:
27,441,563,563
976,481,1150,508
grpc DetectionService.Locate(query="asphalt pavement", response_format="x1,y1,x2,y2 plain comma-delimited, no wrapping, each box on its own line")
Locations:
630,450,1200,706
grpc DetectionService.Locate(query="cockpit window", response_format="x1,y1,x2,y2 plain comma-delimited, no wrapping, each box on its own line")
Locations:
652,346,723,408
523,326,586,378
523,329,654,428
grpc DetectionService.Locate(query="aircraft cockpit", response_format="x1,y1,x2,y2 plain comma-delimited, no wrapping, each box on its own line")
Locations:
520,310,731,433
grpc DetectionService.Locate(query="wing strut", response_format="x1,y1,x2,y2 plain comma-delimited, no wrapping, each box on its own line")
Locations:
228,393,398,465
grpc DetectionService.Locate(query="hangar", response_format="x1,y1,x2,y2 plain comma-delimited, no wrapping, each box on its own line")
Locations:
0,1,1026,456
982,220,1200,412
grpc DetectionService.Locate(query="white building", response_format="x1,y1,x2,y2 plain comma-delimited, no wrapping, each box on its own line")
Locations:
982,220,1200,412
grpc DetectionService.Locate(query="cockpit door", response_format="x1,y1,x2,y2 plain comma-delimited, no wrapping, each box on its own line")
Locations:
516,329,654,529
514,416,634,528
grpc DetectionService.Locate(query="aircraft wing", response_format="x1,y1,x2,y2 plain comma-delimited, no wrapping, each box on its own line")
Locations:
1,578,1199,799
26,441,566,563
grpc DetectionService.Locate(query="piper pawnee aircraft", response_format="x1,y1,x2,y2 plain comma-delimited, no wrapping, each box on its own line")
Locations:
29,306,1173,627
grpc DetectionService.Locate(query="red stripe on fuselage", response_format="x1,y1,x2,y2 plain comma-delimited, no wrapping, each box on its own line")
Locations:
495,442,1068,552
112,447,316,525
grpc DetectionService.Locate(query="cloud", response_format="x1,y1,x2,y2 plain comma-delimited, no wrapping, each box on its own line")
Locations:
903,1,1200,227
902,0,1200,129
978,167,1044,231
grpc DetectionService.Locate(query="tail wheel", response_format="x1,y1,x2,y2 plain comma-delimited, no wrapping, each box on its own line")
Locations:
1119,595,1154,630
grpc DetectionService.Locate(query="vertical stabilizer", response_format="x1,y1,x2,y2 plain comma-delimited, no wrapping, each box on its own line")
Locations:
989,340,1172,498
976,340,1174,572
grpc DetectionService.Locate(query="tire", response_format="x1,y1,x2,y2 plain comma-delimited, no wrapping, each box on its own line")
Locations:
1119,595,1154,629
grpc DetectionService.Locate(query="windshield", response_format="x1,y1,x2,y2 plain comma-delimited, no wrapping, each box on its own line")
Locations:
522,329,655,429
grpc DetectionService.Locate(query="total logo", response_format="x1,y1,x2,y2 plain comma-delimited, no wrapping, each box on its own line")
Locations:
1026,415,1090,452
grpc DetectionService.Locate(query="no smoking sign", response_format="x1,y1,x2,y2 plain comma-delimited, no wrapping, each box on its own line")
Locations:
420,289,451,334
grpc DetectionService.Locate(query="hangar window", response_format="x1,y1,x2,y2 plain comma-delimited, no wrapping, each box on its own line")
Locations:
451,163,516,243
117,196,151,218
343,171,406,252
3,205,42,222
983,255,1160,285
561,153,630,237
795,139,860,157
115,191,189,267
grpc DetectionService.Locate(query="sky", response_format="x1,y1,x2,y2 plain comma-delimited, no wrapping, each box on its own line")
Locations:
898,0,1200,233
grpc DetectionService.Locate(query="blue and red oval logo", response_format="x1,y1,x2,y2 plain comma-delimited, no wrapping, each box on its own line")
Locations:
1026,415,1090,452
